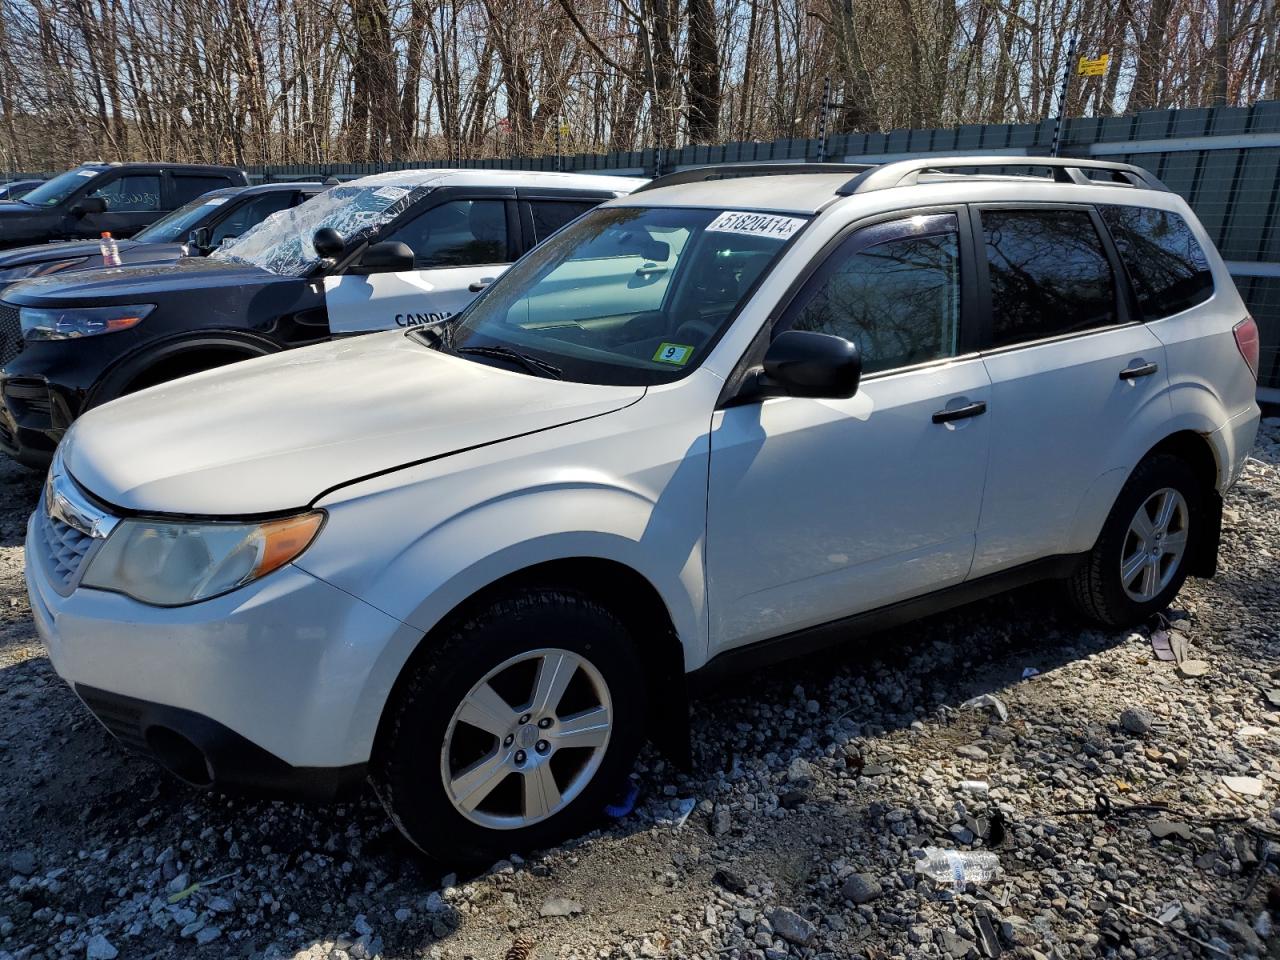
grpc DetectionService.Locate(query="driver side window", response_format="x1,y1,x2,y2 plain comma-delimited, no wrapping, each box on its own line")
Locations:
781,213,962,375
384,199,510,268
87,174,163,212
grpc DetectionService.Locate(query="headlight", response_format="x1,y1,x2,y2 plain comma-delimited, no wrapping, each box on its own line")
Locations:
20,303,154,340
0,258,87,282
81,511,324,606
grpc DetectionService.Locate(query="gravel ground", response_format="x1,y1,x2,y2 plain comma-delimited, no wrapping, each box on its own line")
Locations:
2,420,1280,960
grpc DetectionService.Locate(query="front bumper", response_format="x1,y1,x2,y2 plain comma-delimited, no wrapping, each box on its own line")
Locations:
0,375,69,468
27,509,420,798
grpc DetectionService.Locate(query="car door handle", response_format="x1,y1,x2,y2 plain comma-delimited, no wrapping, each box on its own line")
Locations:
1119,361,1159,380
468,277,495,293
932,401,987,424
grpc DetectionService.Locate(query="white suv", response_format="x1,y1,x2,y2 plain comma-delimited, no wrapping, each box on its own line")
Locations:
27,158,1262,863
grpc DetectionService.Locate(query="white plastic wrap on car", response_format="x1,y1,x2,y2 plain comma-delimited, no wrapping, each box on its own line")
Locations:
211,171,446,277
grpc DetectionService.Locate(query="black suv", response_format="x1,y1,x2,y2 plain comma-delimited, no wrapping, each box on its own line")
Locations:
0,163,249,250
0,182,325,296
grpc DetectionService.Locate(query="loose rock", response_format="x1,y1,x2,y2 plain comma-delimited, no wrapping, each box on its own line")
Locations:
85,934,118,960
539,897,583,918
1119,705,1156,735
840,872,883,904
766,906,815,946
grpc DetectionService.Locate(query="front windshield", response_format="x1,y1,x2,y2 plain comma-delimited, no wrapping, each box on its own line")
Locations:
438,205,808,385
211,177,427,277
19,167,103,207
134,191,236,243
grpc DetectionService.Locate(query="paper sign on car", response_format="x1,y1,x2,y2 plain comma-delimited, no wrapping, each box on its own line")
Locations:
706,211,806,240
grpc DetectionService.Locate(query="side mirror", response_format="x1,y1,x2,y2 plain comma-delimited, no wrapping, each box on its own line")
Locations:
754,330,861,400
71,196,107,217
187,227,212,253
356,240,415,273
312,226,345,259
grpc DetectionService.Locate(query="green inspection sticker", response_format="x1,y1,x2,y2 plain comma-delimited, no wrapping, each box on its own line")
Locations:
653,342,694,365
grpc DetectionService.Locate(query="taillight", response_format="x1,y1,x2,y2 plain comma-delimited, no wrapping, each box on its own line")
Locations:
1234,316,1260,380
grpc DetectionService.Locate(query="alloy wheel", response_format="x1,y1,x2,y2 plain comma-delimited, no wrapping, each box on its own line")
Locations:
440,647,613,830
1119,487,1189,603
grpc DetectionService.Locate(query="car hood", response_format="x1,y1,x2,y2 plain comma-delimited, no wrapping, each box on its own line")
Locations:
4,257,284,305
66,332,645,516
0,239,138,267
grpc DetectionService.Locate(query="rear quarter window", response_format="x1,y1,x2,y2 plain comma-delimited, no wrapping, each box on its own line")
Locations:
172,175,237,205
1099,205,1214,320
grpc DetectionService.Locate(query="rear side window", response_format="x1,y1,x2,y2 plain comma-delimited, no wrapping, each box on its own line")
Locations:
1099,205,1213,319
172,175,236,205
385,199,510,267
530,200,598,242
783,213,961,374
981,209,1118,348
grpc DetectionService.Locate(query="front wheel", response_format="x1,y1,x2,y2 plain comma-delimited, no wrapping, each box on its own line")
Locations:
1067,453,1203,627
372,588,645,864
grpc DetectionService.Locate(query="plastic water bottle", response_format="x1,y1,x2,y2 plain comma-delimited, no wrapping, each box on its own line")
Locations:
99,232,120,266
915,847,1001,891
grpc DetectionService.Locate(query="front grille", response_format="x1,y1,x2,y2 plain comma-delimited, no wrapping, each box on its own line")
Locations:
0,301,23,365
37,504,96,589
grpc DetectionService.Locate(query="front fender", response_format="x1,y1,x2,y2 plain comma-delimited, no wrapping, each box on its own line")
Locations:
296,479,707,752
388,481,703,653
296,376,721,729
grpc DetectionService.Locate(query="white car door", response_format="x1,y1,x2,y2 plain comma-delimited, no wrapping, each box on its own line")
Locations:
707,211,992,654
969,205,1170,577
325,197,514,334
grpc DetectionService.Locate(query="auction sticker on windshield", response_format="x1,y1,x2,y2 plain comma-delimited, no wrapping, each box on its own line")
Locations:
706,211,806,239
653,342,694,365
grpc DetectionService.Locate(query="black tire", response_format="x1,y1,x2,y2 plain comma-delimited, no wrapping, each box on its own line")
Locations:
1067,453,1203,628
371,587,646,865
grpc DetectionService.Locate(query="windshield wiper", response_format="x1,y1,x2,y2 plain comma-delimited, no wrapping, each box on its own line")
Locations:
456,344,563,379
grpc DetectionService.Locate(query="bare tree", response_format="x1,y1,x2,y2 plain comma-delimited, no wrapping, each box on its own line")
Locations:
0,0,1272,171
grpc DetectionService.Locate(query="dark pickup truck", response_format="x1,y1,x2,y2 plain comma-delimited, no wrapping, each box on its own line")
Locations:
0,162,249,251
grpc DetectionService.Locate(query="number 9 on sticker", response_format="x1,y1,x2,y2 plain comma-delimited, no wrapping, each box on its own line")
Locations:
653,342,694,366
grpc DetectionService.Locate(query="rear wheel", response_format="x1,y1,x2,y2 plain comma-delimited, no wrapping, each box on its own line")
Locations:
1067,453,1203,627
372,588,645,864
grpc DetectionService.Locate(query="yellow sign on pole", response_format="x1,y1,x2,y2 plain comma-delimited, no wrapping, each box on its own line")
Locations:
1077,53,1110,77
559,123,570,137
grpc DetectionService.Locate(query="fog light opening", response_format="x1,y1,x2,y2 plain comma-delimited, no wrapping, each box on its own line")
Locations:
145,726,213,786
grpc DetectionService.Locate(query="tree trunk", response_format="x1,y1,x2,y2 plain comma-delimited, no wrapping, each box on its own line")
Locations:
686,0,720,142
1129,0,1174,111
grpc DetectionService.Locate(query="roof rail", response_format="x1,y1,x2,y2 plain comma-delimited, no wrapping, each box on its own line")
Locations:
836,156,1167,195
633,162,875,193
